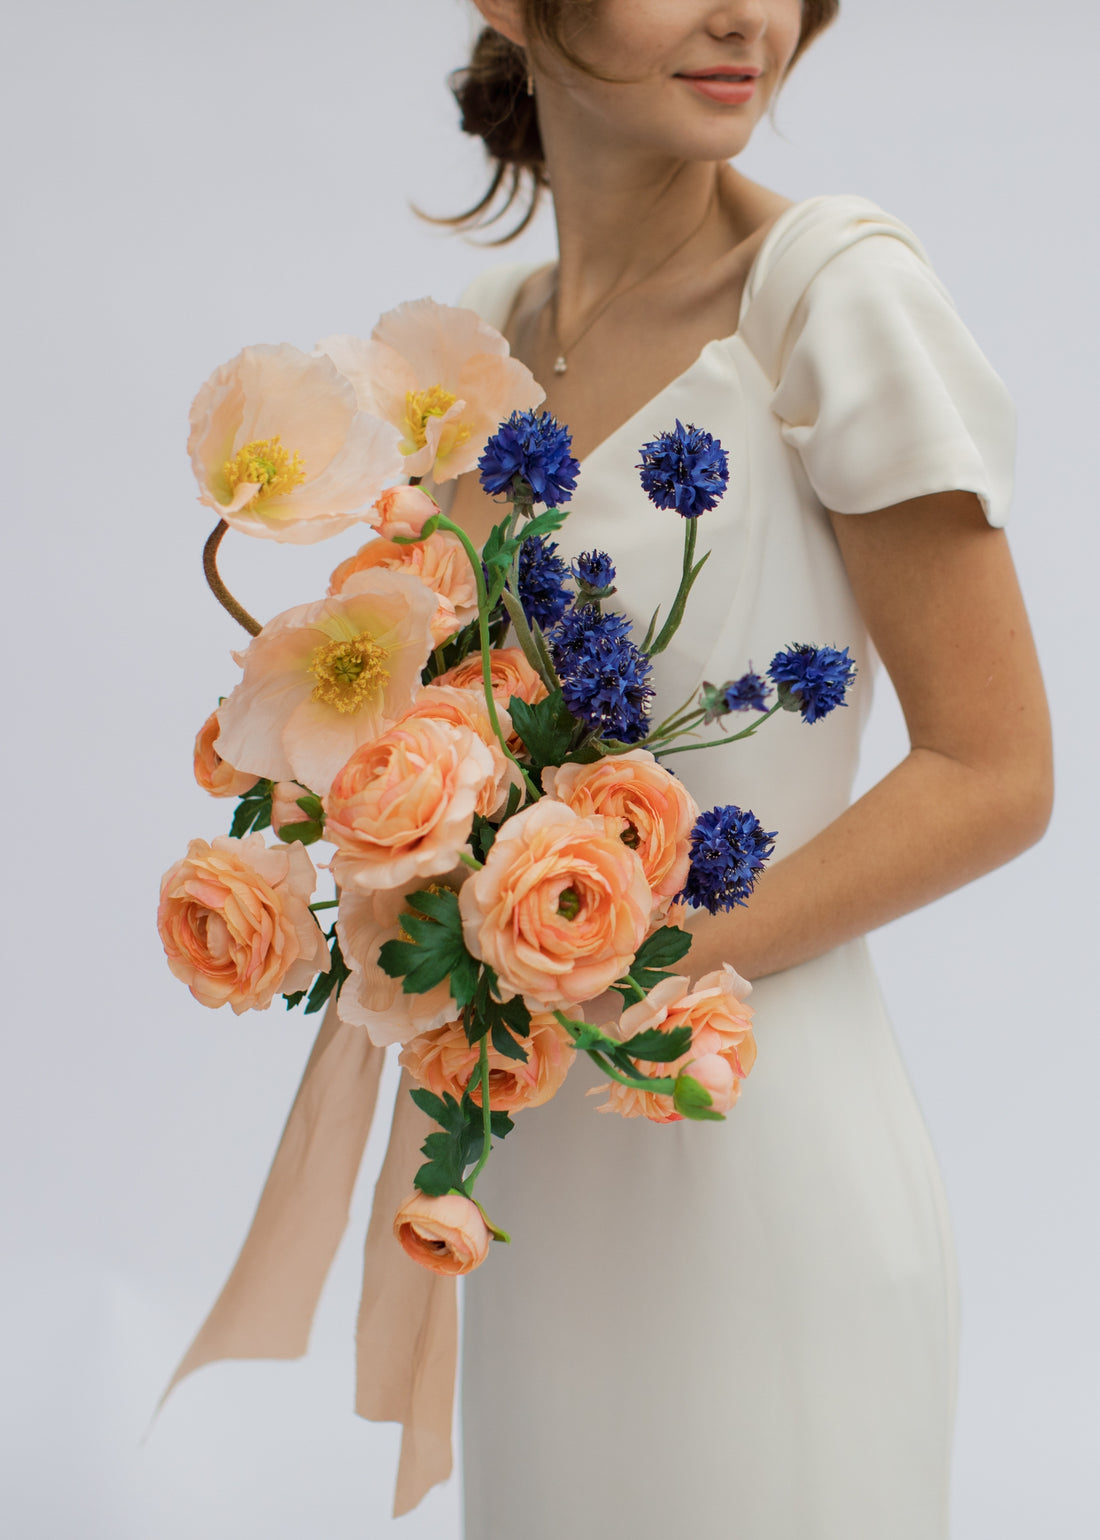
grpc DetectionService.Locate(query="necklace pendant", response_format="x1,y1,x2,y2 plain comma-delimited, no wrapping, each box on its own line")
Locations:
553,354,568,375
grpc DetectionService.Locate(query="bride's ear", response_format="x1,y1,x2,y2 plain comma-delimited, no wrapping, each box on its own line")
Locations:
469,0,528,49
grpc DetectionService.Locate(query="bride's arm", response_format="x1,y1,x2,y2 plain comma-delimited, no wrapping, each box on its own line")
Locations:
680,488,1053,982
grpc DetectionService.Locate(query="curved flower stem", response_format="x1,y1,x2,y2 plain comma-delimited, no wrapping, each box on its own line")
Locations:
553,1011,676,1096
647,516,701,659
432,513,539,801
622,974,648,1004
203,521,262,637
466,1035,494,1192
644,707,708,748
658,700,785,756
308,899,339,912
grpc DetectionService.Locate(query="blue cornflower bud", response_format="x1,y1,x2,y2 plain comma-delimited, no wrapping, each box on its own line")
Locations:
570,549,616,594
550,606,653,744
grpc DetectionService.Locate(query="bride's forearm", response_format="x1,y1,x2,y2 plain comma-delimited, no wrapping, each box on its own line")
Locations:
678,745,1052,982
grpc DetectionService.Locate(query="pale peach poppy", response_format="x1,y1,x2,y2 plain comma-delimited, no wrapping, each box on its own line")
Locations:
393,1191,491,1276
399,1011,575,1113
326,717,494,892
328,530,478,648
157,833,329,1014
459,799,651,1010
193,708,259,798
395,686,524,818
187,342,403,542
594,966,756,1122
213,568,437,797
543,750,700,904
336,882,459,1047
318,301,544,484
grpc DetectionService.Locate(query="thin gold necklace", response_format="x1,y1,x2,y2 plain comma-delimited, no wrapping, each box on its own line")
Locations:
549,187,718,376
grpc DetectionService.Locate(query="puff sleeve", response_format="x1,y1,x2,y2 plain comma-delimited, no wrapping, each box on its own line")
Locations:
770,234,1015,527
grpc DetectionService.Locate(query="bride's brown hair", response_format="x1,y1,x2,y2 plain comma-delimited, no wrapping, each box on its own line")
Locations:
427,1,839,243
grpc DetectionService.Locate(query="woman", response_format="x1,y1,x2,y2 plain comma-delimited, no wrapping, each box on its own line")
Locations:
438,3,1053,1537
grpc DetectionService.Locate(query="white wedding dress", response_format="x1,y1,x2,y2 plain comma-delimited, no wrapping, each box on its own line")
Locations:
450,195,1014,1540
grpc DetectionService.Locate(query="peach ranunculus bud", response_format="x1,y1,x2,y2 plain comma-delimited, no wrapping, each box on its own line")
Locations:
325,717,494,892
157,833,330,1014
594,966,756,1123
212,568,437,797
193,707,259,798
373,484,441,541
680,1052,738,1116
336,882,459,1046
542,749,700,906
459,799,651,1010
328,530,478,648
399,1012,576,1113
393,1191,491,1276
395,686,524,818
270,780,321,842
317,300,544,484
187,343,404,543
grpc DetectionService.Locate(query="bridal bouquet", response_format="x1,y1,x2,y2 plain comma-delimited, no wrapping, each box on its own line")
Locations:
160,299,855,1279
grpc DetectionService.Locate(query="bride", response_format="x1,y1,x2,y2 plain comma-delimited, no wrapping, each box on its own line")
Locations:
438,3,1053,1537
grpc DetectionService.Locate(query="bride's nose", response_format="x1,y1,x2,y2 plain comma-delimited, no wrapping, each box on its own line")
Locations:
704,1,769,43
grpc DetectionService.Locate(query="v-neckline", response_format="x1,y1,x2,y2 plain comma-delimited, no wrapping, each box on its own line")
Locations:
492,198,813,471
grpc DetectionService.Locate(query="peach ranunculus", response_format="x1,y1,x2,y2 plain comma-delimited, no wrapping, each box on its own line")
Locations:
193,707,259,798
157,833,329,1014
373,484,441,541
325,717,494,892
594,965,756,1123
432,646,549,752
212,568,437,797
328,530,478,648
335,882,460,1047
459,799,651,1010
399,1011,576,1113
395,686,524,818
542,749,700,906
187,343,403,543
317,300,544,484
393,1191,490,1276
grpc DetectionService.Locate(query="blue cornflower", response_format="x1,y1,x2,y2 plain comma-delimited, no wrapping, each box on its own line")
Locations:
723,671,771,714
570,550,616,593
550,606,653,744
636,419,729,517
518,536,572,629
679,805,777,914
478,409,580,506
768,644,857,724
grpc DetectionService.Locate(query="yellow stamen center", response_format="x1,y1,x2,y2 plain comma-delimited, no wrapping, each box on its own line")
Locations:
224,435,306,508
403,385,473,459
309,632,390,714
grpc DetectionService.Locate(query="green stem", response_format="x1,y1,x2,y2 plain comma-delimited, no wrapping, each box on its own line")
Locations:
622,974,648,1003
458,850,484,871
647,517,701,659
553,1011,676,1096
203,521,262,637
432,514,539,801
657,699,785,756
309,899,338,912
466,1035,494,1191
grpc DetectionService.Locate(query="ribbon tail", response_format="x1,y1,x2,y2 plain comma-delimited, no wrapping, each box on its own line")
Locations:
354,1068,458,1517
155,995,386,1415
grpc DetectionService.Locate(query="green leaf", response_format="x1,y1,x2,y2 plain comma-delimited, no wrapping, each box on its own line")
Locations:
489,1109,515,1139
295,793,324,821
275,819,322,846
410,1086,466,1135
490,1021,530,1063
611,925,692,999
673,1072,725,1122
391,514,442,544
302,928,350,1015
229,779,273,838
618,1024,694,1062
376,887,478,1004
519,506,570,544
507,689,575,768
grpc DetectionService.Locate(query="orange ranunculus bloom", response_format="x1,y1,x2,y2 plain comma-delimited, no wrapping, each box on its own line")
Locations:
157,833,329,1014
458,799,651,1011
542,749,700,905
193,708,259,798
213,568,437,797
395,686,524,819
594,966,756,1123
432,646,548,752
326,717,493,892
393,1191,491,1276
328,530,478,648
336,882,460,1048
188,342,403,543
318,300,544,484
399,1012,576,1113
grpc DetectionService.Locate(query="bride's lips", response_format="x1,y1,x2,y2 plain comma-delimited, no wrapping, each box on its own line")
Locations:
677,67,761,105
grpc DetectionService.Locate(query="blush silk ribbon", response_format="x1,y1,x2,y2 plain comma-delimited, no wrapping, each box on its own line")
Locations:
156,996,457,1517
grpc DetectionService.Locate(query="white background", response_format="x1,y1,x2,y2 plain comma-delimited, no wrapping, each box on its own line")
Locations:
3,1,1097,1535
